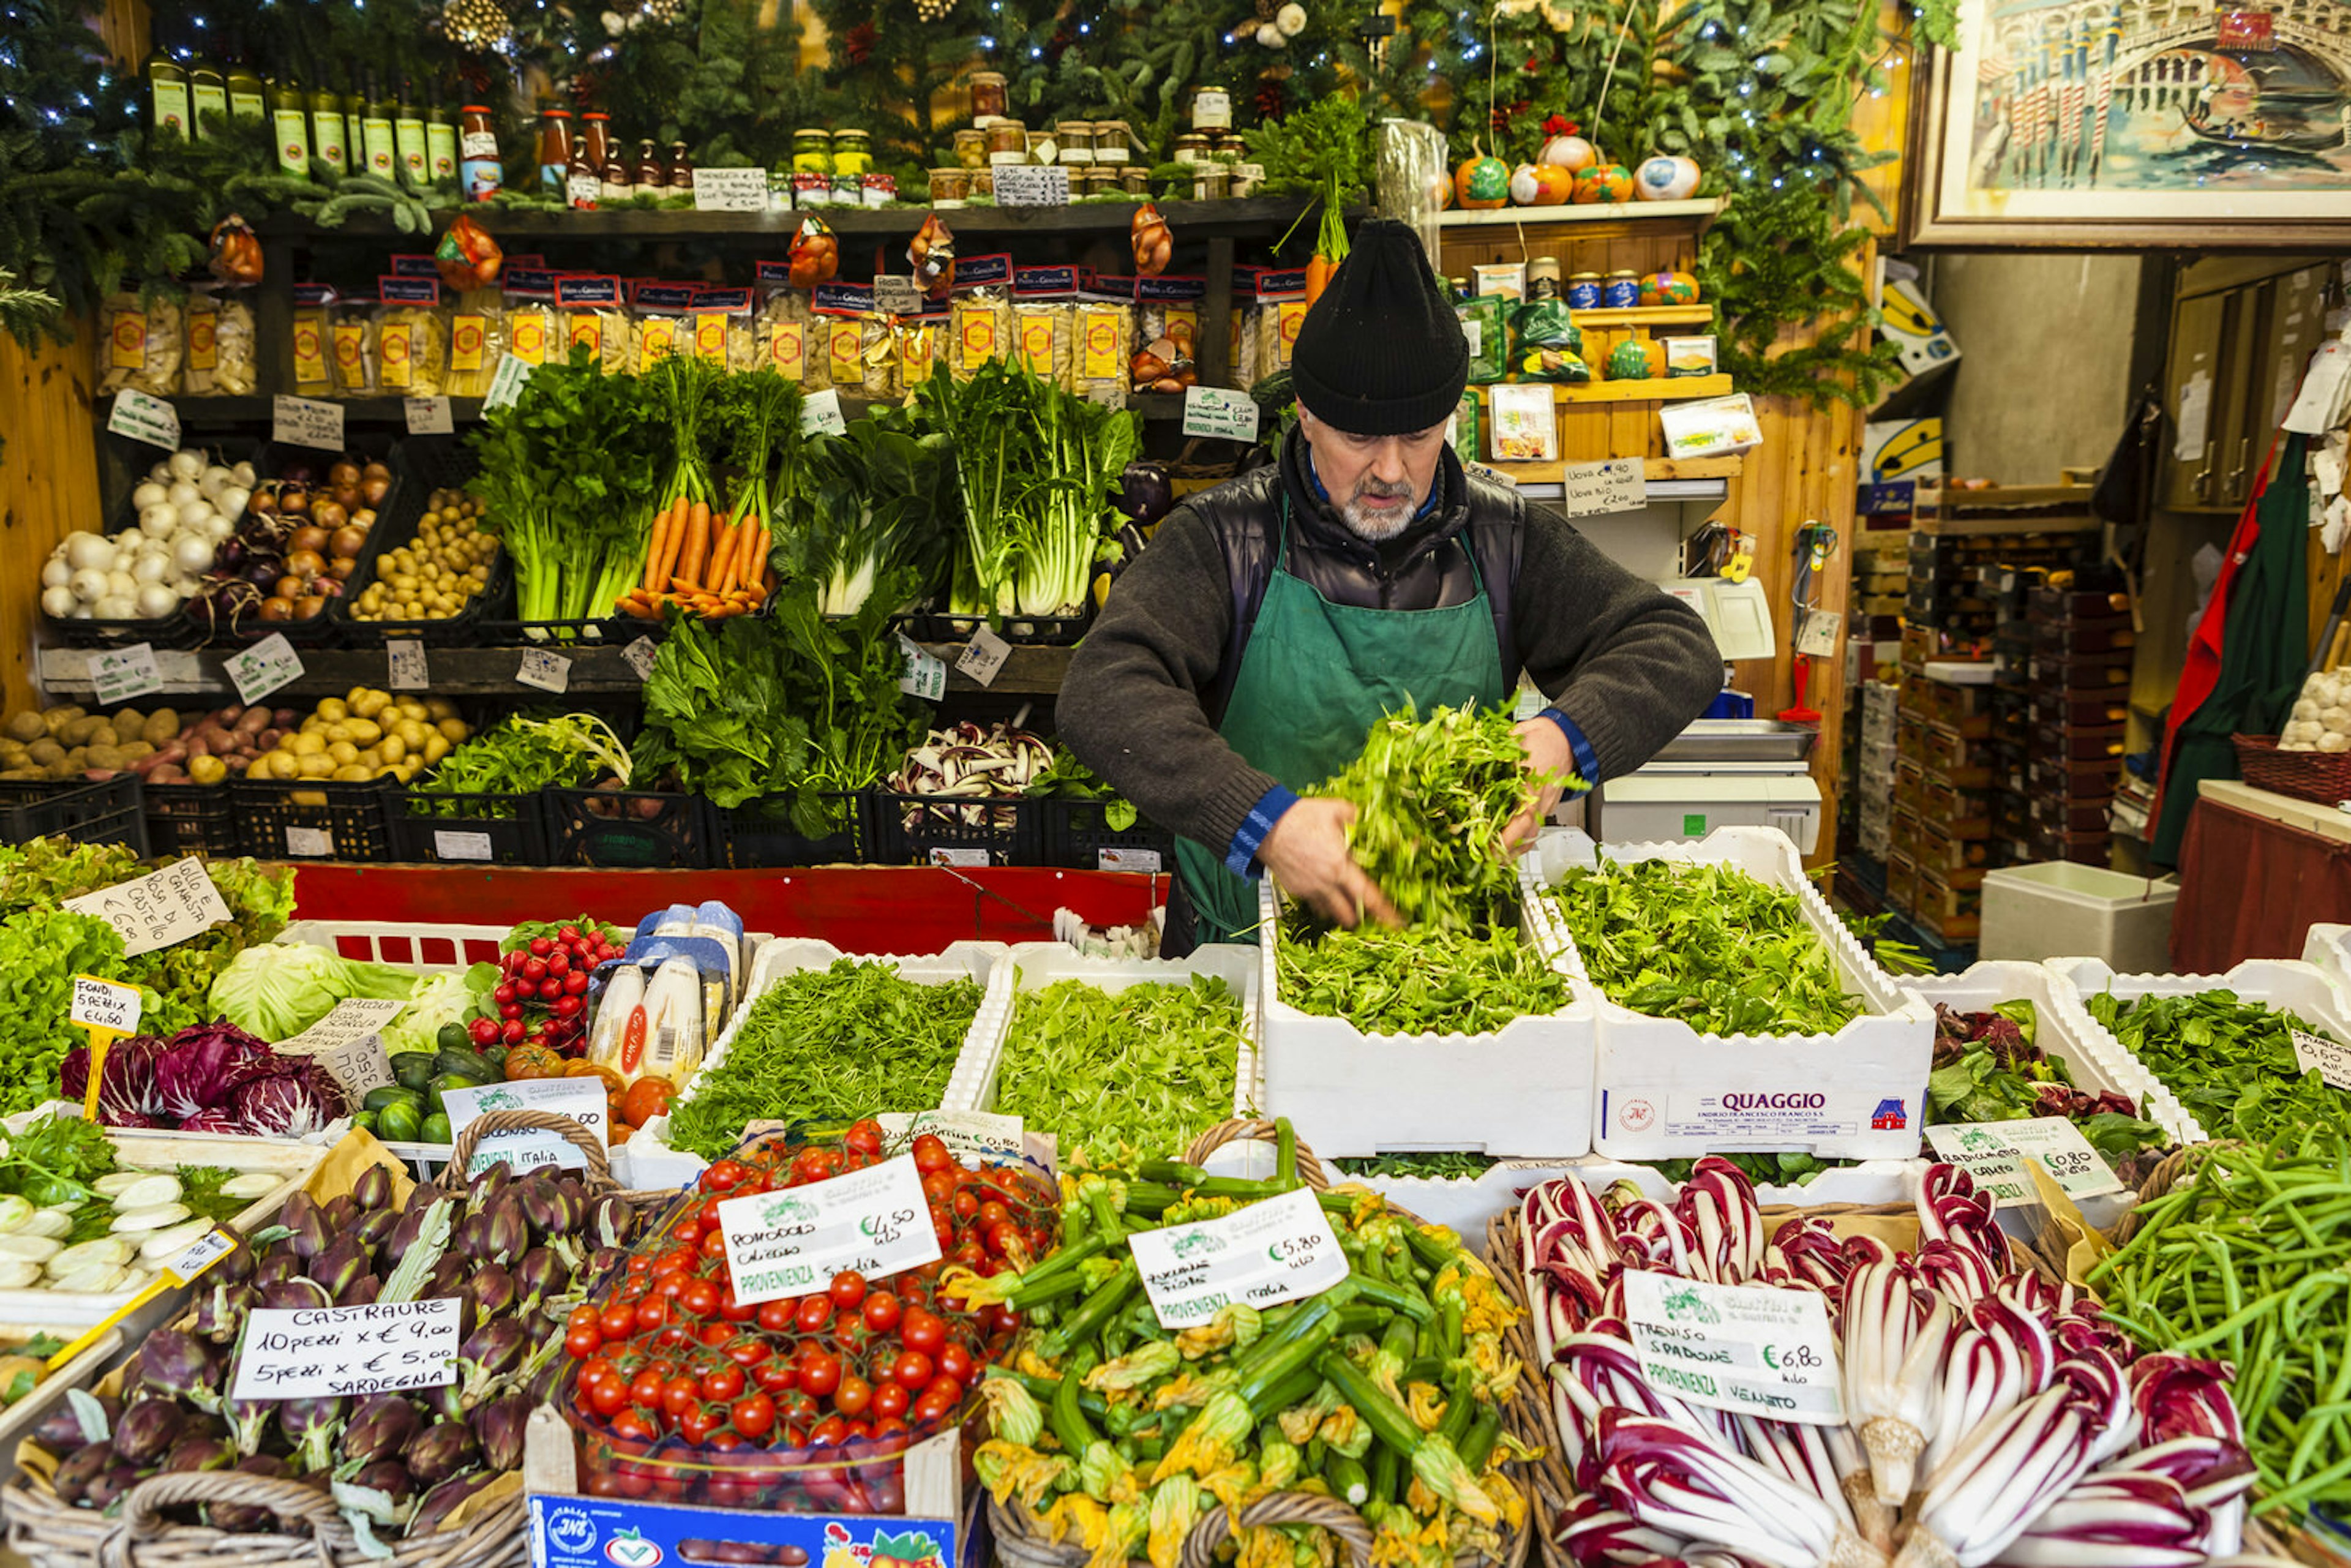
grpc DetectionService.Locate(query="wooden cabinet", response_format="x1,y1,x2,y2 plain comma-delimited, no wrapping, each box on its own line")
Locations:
2159,257,2339,512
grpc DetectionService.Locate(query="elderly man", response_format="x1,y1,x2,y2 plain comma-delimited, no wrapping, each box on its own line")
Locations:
1059,220,1722,953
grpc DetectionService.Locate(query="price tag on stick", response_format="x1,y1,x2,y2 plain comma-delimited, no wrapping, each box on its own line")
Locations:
62,857,232,957
68,975,142,1122
2295,1029,2351,1090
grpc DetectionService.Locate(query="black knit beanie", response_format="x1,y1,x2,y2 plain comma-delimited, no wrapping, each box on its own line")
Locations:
1289,219,1466,436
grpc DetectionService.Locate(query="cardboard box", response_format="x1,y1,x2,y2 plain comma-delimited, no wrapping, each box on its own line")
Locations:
1864,417,1945,484
1659,392,1763,459
1880,276,1960,376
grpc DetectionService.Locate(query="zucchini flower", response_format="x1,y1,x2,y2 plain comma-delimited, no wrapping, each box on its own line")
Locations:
1196,1458,1258,1517
943,1262,1022,1307
1405,1381,1449,1434
1234,1526,1291,1568
1466,1336,1523,1399
1039,1493,1111,1549
1089,1340,1182,1394
1258,1436,1302,1492
1146,1476,1202,1568
1078,1439,1134,1503
1166,1195,1242,1225
1152,1389,1254,1483
1277,1381,1342,1446
1365,1503,1450,1568
1456,1269,1518,1338
1150,1370,1231,1413
1316,1405,1371,1458
975,1439,1070,1509
1088,1498,1150,1568
981,1378,1047,1446
1408,1433,1502,1526
1017,1348,1065,1382
1176,1302,1262,1359
1079,1255,1128,1291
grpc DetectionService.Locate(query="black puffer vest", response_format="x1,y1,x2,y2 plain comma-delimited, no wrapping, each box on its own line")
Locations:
1190,435,1527,727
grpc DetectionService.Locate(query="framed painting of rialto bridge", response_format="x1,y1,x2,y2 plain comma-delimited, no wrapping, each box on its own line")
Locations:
1907,0,2351,246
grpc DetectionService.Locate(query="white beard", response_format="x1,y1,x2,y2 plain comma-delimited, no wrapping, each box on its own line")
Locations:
1340,493,1417,540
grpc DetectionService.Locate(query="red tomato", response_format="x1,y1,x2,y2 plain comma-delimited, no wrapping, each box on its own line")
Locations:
723,1337,773,1369
600,1303,637,1342
936,1343,973,1385
901,1310,947,1356
754,1360,798,1395
699,1323,732,1348
634,1298,670,1334
913,1390,956,1424
986,1221,1023,1258
662,1375,699,1419
566,1305,602,1334
680,1279,720,1318
871,1414,910,1439
861,1292,902,1333
833,1375,873,1418
872,1382,909,1420
921,1170,956,1204
731,1392,776,1439
888,1351,932,1389
795,1296,834,1334
565,1325,602,1359
629,1368,667,1409
809,1416,850,1447
589,1375,629,1418
846,1119,885,1157
799,1351,842,1398
700,1229,729,1261
704,1160,751,1191
718,1286,756,1324
699,1363,745,1401
757,1299,798,1334
924,1374,964,1408
611,1409,659,1444
950,1190,980,1220
781,1392,820,1430
977,1201,1011,1230
910,1135,951,1174
829,1270,868,1309
670,1218,705,1246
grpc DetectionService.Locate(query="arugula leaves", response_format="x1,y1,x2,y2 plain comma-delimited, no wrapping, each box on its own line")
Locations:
994,977,1249,1161
1277,918,1572,1036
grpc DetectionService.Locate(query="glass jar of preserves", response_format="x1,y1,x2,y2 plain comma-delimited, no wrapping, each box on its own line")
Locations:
1213,132,1247,163
832,129,871,174
1172,133,1209,163
830,173,861,207
986,118,1027,164
1231,162,1264,198
1026,128,1056,163
972,168,995,197
1120,164,1149,194
666,141,694,189
1602,269,1640,308
929,167,971,204
969,70,1008,121
1565,272,1603,309
1190,84,1231,130
792,127,831,173
1093,119,1133,165
1057,121,1093,163
1526,256,1562,298
1193,162,1230,200
953,129,986,168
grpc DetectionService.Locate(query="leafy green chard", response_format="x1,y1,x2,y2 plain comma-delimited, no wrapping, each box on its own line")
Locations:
1548,858,1865,1035
667,960,985,1159
1277,920,1570,1036
2085,988,2351,1154
994,977,1250,1160
801,420,956,617
1332,1152,1499,1179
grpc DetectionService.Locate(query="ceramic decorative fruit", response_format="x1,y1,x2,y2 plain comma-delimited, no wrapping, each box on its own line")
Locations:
1538,116,1597,173
1509,162,1575,206
1635,154,1702,201
1454,156,1511,209
1638,269,1701,306
1605,337,1663,380
1572,163,1633,204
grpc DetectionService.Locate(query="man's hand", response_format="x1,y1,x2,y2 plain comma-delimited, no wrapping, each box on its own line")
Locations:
1502,718,1577,855
1258,797,1402,929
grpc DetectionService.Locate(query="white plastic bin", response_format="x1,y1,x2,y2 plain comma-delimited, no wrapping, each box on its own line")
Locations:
2303,923,2351,991
1978,864,2178,973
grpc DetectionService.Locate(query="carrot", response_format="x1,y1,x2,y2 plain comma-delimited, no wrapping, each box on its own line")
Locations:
710,519,745,596
1304,253,1332,308
669,577,704,595
652,504,689,593
741,524,770,597
678,500,713,587
641,500,677,591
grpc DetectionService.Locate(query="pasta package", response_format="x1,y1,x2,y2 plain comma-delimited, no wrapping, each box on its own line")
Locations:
632,282,700,372
501,267,561,368
182,289,257,396
757,264,824,391
947,253,1014,378
374,275,449,396
443,302,506,397
290,283,336,392
329,291,377,397
691,287,759,372
97,290,182,396
897,314,943,391
1073,297,1133,407
556,275,633,374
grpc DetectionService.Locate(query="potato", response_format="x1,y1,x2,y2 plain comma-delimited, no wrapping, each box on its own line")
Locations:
423,732,452,765
143,709,180,745
187,755,227,785
43,761,77,781
351,689,390,720
327,741,359,767
117,741,154,764
85,725,119,750
41,706,84,736
435,718,469,743
83,746,124,772
392,719,429,750
291,790,328,808
425,697,457,721
298,753,334,779
57,716,105,746
109,706,144,737
25,739,62,767
63,747,85,768
4,713,45,745
267,751,300,780
344,718,382,745
331,764,370,782
0,769,41,781
148,765,189,784
379,733,407,764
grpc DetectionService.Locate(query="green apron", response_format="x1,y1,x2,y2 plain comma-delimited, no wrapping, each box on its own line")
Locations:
1174,500,1508,943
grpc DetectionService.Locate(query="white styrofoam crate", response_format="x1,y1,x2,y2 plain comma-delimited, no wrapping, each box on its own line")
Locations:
950,943,1260,1134
1339,1156,1924,1237
1258,881,1596,1159
2048,956,2351,1144
2304,923,2351,990
629,940,1013,1173
1524,826,1933,1162
276,921,509,972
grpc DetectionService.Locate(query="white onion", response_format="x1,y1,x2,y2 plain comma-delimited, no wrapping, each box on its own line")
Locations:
94,595,138,620
174,499,213,532
216,484,250,522
66,568,108,604
165,449,204,481
63,533,114,571
198,465,231,499
105,569,136,599
165,479,200,507
171,534,214,575
130,552,170,584
40,586,75,618
135,583,178,619
201,515,233,542
131,481,168,510
138,503,178,536
173,576,203,599
39,560,70,590
147,461,172,484
230,460,257,489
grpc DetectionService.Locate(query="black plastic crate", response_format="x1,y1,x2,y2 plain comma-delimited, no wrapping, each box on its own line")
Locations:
141,781,240,857
335,437,507,647
1040,797,1176,872
871,791,1044,868
906,604,1091,648
231,776,395,861
718,793,871,868
546,787,716,869
0,776,148,853
473,615,637,647
391,788,550,866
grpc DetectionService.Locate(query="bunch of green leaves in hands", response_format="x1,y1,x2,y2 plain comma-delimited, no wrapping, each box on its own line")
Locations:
412,710,629,814
1313,703,1566,935
994,977,1250,1160
668,960,984,1158
2084,989,2351,1155
1549,858,1864,1036
1277,915,1572,1036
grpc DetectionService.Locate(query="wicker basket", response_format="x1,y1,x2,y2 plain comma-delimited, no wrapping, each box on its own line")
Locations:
988,1119,1534,1568
1485,1209,1575,1568
2233,734,2351,807
1,1112,661,1568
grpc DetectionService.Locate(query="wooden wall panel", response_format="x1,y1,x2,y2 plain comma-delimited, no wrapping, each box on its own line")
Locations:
0,332,103,713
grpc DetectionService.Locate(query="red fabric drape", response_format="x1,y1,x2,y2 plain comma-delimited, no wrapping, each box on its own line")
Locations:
2172,798,2351,972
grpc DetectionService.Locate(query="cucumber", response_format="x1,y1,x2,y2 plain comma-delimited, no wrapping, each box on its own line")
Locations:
362,1084,422,1114
436,1021,474,1054
421,1112,452,1144
378,1098,424,1144
428,1073,485,1112
433,1047,495,1081
391,1052,437,1092
352,1109,380,1134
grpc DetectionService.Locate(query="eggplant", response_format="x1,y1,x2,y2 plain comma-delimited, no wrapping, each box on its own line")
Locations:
260,1277,331,1311
340,1273,381,1307
351,1165,396,1214
513,1247,566,1311
34,1393,118,1453
50,1441,112,1506
462,1264,516,1330
410,1469,496,1535
278,1395,346,1472
338,1394,420,1467
164,1434,234,1474
84,1461,144,1511
469,1394,530,1472
402,1419,478,1485
1112,460,1174,526
209,1454,292,1531
309,1237,368,1302
113,1398,186,1463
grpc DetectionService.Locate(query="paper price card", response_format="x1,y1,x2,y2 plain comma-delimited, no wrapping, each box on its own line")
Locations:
1554,458,1647,520
800,388,848,437
443,1078,609,1171
872,276,923,316
226,632,304,705
69,975,141,1037
1182,386,1260,443
230,1299,461,1400
719,1153,941,1305
692,167,769,211
106,390,181,451
403,396,455,435
993,165,1071,206
897,633,947,702
1923,1117,2121,1209
517,647,572,693
2295,1029,2351,1090
1127,1187,1347,1329
387,639,429,691
954,626,1013,688
272,394,345,451
876,1111,1023,1165
62,857,231,958
623,637,659,681
274,996,405,1099
89,643,164,707
1623,1268,1844,1425
484,353,534,412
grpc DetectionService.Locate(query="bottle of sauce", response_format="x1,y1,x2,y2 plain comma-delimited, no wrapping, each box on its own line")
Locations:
145,32,191,141
361,72,399,179
665,140,693,190
601,138,634,203
394,79,430,190
579,111,612,181
566,137,599,209
307,72,347,174
536,107,574,197
426,96,458,186
632,137,665,194
224,36,265,124
458,105,500,200
187,48,228,138
266,63,310,178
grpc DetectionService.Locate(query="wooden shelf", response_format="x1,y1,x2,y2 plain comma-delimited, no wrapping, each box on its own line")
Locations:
1487,456,1744,484
1565,305,1714,329
1439,198,1724,231
1475,374,1733,407
105,391,1188,434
